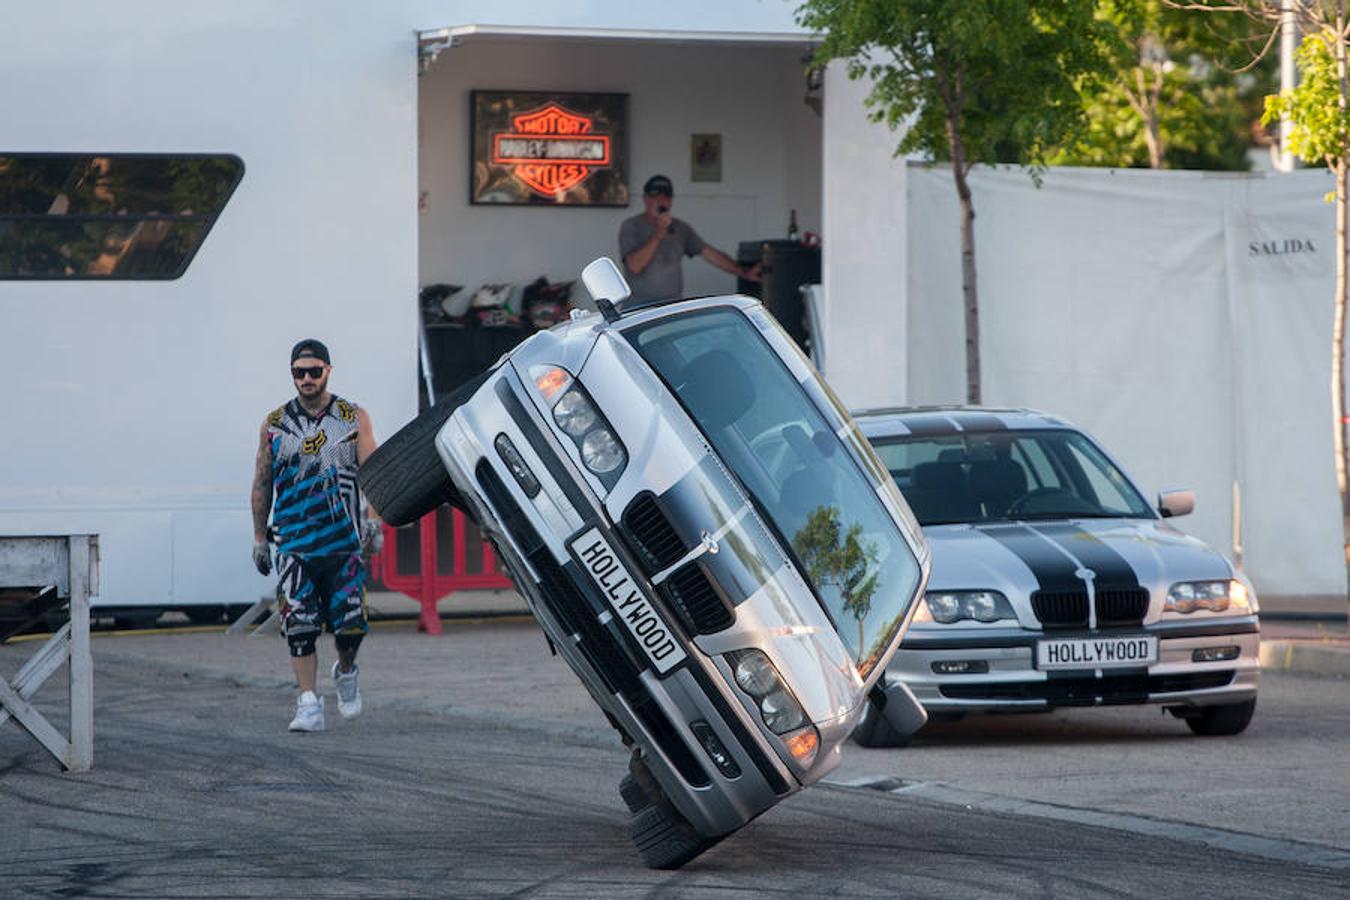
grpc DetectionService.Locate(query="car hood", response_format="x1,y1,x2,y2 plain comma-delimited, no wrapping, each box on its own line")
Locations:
922,518,1234,626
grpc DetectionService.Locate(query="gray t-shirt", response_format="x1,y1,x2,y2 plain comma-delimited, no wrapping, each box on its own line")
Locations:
618,214,706,303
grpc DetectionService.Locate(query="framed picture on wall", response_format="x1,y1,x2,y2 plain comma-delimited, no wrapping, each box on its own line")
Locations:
470,91,629,206
690,133,722,182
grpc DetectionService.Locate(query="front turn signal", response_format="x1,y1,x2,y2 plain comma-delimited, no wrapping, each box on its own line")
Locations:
784,727,819,766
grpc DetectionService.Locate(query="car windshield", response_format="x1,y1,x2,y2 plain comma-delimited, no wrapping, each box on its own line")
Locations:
627,308,922,677
869,429,1154,526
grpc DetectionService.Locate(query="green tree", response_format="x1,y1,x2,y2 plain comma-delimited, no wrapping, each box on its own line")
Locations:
1057,0,1273,170
792,506,880,664
797,0,1109,403
1180,0,1350,617
1263,18,1350,614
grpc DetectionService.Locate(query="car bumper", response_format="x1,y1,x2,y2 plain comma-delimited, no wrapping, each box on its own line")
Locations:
889,618,1260,713
434,365,800,836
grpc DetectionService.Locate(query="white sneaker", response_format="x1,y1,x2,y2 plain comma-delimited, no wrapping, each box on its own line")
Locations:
288,691,325,732
332,661,362,719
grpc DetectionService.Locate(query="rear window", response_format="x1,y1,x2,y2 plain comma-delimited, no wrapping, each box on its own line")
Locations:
0,153,243,279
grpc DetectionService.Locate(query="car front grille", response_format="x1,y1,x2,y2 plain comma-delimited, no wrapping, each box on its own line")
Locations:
938,670,1235,705
1095,587,1149,626
1032,587,1150,628
621,492,687,573
1031,590,1089,629
662,563,733,634
474,461,709,789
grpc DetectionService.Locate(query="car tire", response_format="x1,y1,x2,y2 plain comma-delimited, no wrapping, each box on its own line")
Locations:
851,696,913,748
624,755,722,869
356,369,492,527
1185,698,1256,737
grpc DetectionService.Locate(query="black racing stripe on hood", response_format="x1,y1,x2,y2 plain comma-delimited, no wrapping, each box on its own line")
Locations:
949,412,1008,432
1031,523,1141,590
977,524,1082,593
898,414,957,436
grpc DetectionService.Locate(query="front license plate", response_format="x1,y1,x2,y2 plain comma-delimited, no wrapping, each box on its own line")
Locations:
1036,635,1158,670
569,528,686,674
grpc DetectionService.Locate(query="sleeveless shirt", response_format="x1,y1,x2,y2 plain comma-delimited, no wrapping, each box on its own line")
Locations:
266,395,363,557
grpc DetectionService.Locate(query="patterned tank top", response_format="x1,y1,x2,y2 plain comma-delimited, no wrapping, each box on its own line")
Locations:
266,395,363,557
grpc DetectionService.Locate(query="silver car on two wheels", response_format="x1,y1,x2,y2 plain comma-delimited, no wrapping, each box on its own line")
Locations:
359,261,930,868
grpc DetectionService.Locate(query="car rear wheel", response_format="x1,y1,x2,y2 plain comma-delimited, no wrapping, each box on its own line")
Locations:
851,696,913,748
1185,698,1256,736
623,754,722,869
356,369,492,527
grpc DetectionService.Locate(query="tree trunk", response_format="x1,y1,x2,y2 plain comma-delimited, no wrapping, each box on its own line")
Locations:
954,166,980,404
1143,114,1164,169
936,63,980,405
1335,4,1350,619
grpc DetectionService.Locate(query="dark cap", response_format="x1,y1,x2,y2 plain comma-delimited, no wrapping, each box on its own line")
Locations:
290,338,331,364
642,174,673,197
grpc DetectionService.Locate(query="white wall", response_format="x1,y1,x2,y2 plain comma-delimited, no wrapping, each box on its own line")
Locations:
418,38,821,299
819,62,909,407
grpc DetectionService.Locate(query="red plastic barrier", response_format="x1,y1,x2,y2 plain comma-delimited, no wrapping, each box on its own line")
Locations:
369,508,513,634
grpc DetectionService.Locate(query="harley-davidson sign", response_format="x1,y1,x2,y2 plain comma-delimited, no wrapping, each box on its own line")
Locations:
471,91,628,206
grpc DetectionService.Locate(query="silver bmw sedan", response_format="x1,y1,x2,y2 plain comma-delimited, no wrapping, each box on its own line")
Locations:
851,406,1259,746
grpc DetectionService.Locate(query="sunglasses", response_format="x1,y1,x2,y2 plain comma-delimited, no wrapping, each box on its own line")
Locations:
291,365,326,380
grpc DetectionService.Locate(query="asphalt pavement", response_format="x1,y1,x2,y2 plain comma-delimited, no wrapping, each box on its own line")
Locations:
2,615,1348,898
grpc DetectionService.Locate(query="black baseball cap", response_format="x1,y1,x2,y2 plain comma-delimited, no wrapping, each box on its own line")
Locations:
643,174,673,197
290,338,331,364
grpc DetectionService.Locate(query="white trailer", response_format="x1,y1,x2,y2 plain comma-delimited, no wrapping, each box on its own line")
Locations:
4,2,1340,613
0,2,910,613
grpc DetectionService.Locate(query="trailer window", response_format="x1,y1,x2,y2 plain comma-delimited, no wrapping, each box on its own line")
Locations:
0,154,243,279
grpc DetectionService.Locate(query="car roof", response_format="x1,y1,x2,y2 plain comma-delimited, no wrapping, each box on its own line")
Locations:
851,405,1080,439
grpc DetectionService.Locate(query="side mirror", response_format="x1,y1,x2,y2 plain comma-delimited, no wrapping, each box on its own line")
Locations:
870,678,928,738
581,257,630,323
1158,489,1195,518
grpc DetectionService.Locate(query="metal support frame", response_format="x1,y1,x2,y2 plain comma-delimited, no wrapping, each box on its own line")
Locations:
226,593,282,636
0,535,97,772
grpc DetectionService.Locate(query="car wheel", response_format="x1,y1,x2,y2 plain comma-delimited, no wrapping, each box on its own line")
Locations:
851,695,913,748
356,369,492,527
624,755,722,869
1185,698,1256,736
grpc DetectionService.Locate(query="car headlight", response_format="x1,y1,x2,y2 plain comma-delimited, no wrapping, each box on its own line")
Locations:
760,689,807,733
1165,579,1250,615
580,429,624,473
726,649,811,735
530,365,628,487
553,390,598,437
918,591,1016,624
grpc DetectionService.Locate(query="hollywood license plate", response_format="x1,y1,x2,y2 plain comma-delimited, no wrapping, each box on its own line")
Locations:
569,528,686,675
1036,635,1158,670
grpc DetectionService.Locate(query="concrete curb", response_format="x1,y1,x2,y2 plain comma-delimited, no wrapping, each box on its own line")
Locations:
1260,641,1350,678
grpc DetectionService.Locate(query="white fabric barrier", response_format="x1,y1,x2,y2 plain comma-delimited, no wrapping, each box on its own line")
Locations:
905,164,1341,598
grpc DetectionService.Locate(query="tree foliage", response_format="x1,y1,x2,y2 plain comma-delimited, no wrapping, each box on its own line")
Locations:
798,0,1110,172
1053,1,1274,169
1263,29,1350,168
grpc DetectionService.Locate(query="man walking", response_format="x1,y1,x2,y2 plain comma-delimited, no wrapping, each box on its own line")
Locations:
251,339,381,732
